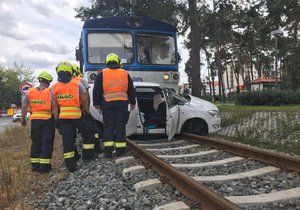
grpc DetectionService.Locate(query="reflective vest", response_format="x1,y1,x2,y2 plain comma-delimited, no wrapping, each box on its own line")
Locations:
72,76,82,85
51,81,82,119
102,68,128,102
27,87,52,120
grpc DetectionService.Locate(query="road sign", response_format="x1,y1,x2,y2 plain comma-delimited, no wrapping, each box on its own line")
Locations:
19,82,33,95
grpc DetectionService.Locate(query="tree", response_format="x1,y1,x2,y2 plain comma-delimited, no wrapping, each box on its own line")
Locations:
75,0,187,34
0,64,34,109
188,0,201,97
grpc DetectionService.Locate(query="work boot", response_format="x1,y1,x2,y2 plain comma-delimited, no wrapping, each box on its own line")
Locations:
31,163,40,172
104,152,113,158
65,158,77,172
104,146,113,158
116,148,126,157
82,149,95,161
39,165,52,173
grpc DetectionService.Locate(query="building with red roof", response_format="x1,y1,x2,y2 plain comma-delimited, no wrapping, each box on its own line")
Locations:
249,77,281,91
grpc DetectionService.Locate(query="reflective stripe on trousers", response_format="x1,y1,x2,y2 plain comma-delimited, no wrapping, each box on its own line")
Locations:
64,151,75,159
82,144,95,149
103,141,114,147
31,158,40,163
115,141,126,148
39,158,51,164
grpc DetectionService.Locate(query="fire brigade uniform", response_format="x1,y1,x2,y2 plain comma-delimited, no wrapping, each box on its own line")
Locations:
93,53,136,157
22,71,55,172
52,61,95,172
72,64,102,154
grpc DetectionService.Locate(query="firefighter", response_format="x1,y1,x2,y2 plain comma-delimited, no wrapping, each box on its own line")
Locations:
51,61,95,172
93,53,136,158
71,64,103,154
21,71,55,173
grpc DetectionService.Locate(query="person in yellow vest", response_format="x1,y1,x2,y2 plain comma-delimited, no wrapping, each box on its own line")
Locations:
21,71,55,173
71,64,102,155
93,53,136,158
51,61,95,172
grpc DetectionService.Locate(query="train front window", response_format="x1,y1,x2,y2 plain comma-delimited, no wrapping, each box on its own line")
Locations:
87,33,133,64
137,34,176,65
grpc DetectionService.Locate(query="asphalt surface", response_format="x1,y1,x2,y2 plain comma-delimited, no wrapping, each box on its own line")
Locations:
0,117,17,132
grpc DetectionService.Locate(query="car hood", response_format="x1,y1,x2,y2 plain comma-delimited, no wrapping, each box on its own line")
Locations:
186,95,218,111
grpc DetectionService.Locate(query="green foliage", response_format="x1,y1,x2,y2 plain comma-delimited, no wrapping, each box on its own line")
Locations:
75,0,188,34
75,0,300,90
0,64,34,109
236,90,300,106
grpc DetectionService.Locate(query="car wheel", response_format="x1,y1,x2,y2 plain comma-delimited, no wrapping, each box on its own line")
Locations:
182,119,208,136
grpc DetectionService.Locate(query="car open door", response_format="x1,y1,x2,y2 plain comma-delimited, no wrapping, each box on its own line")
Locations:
126,103,138,136
164,89,179,140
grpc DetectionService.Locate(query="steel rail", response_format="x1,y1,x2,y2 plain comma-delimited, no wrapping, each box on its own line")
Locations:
127,139,240,210
181,133,300,173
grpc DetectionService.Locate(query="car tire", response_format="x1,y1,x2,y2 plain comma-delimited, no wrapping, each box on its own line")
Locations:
182,119,208,136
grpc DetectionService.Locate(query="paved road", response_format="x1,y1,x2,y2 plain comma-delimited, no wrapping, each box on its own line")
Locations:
0,117,16,132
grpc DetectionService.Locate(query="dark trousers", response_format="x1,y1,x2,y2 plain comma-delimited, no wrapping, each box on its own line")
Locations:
103,101,129,155
30,116,55,170
59,115,95,172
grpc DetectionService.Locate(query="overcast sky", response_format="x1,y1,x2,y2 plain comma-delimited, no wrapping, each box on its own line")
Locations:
0,0,190,84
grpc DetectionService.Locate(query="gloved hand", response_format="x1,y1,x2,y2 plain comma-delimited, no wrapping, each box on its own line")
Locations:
21,118,27,127
94,105,102,111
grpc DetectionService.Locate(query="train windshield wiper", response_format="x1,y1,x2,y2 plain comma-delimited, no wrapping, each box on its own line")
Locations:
111,33,132,52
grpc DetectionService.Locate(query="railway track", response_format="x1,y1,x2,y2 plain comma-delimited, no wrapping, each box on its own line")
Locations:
118,134,300,210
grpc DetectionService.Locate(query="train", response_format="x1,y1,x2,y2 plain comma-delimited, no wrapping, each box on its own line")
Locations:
76,16,180,90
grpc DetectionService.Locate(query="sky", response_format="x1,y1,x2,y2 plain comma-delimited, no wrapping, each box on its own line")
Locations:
0,0,190,84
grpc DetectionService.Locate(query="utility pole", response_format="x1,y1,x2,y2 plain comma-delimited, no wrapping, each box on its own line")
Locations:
188,0,201,97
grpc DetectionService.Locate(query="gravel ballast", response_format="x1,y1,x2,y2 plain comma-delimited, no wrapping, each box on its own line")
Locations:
163,151,235,164
204,171,300,196
23,153,193,209
181,160,269,176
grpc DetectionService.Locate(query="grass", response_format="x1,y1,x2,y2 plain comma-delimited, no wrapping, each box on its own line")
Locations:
214,108,300,155
213,132,300,155
217,103,300,112
0,125,67,209
220,109,254,127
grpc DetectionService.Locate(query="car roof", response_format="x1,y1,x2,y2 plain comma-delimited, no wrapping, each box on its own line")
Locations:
133,82,160,87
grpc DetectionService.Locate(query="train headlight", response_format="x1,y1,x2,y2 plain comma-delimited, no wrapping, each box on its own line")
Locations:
173,73,179,80
163,73,170,81
89,73,97,81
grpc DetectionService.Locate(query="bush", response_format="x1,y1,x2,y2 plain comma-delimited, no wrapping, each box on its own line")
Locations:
236,90,300,105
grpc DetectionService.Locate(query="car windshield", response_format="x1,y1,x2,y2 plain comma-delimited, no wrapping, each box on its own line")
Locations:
87,33,133,64
16,110,22,114
137,34,176,65
164,88,187,107
171,91,188,103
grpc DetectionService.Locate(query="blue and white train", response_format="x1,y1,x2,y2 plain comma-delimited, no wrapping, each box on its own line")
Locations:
76,16,180,90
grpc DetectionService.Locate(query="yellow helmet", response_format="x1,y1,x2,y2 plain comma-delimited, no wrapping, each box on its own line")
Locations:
105,53,120,65
56,61,72,74
72,64,83,77
37,71,53,83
